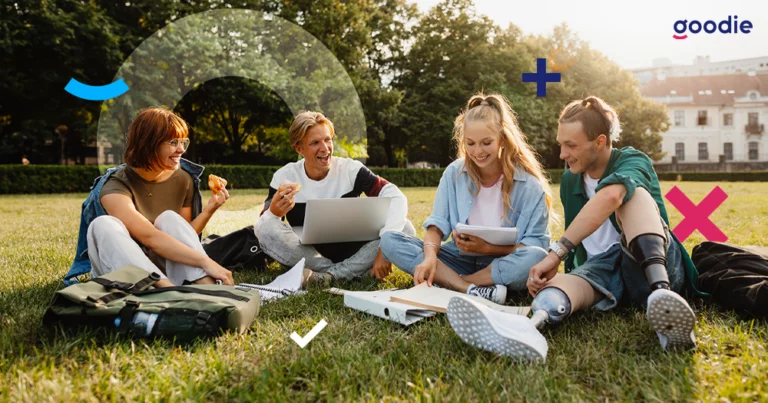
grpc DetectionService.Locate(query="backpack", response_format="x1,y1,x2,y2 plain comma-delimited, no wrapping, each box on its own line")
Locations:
202,225,270,270
44,265,261,341
691,241,768,317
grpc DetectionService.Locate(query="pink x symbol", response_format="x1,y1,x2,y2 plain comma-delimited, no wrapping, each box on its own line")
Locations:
665,186,728,243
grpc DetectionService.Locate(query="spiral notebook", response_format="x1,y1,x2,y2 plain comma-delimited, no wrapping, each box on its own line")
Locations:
236,258,306,302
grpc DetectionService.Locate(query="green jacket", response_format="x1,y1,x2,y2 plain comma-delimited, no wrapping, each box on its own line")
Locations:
560,146,706,297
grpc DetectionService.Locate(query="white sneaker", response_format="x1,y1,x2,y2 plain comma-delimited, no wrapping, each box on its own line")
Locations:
447,296,548,362
466,284,507,305
646,288,697,350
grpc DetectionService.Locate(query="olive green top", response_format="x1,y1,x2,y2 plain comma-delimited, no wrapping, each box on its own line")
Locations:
100,166,194,223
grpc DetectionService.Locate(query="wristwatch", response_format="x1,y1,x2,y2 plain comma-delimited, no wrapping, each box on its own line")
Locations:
549,240,568,261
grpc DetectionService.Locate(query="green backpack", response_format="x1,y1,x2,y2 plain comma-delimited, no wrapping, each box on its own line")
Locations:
44,265,261,341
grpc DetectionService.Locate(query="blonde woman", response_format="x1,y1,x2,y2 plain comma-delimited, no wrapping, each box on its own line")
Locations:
380,93,555,303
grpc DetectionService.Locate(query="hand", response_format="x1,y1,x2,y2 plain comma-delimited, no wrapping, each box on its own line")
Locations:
269,187,299,218
201,258,234,285
371,249,393,281
453,231,490,255
527,252,560,297
413,256,437,286
204,187,230,214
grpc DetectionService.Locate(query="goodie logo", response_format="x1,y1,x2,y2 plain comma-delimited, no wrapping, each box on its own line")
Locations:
673,15,753,40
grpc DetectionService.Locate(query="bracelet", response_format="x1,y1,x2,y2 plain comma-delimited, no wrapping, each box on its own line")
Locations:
423,241,440,250
559,236,575,252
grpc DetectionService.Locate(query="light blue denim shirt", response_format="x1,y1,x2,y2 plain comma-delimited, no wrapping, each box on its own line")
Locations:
422,158,551,249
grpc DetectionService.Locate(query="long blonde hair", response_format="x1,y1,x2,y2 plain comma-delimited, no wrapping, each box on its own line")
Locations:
453,92,557,224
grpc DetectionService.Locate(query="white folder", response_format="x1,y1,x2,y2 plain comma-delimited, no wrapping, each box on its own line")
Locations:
339,289,437,326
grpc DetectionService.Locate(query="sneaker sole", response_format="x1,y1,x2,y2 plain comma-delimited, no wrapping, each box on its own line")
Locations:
447,297,545,362
646,291,697,349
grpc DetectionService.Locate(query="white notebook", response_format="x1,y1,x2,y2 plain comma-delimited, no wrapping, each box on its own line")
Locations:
455,223,518,256
332,288,437,326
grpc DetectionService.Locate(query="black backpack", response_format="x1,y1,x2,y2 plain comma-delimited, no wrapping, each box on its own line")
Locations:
202,225,270,270
691,241,768,317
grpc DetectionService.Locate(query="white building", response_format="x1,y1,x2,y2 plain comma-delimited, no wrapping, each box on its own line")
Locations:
632,56,768,84
640,73,768,163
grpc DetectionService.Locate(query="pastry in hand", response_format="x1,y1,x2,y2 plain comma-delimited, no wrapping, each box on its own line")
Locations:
278,178,302,195
208,174,228,195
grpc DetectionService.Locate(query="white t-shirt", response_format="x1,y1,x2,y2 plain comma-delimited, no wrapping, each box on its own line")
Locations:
258,157,408,237
468,176,505,227
581,174,621,259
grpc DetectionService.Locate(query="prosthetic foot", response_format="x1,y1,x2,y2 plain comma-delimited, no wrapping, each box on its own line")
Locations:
628,235,697,349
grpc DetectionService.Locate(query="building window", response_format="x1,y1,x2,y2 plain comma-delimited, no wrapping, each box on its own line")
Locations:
698,142,708,161
723,113,733,126
674,110,685,127
675,143,685,161
749,112,759,126
724,142,733,160
698,110,708,126
750,142,759,160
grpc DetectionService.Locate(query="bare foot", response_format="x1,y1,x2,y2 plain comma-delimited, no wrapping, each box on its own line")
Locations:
193,276,216,285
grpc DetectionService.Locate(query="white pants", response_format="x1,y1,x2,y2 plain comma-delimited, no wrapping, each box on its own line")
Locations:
86,210,208,286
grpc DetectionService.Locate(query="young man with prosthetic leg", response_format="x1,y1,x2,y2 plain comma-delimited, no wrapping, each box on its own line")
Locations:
446,96,704,361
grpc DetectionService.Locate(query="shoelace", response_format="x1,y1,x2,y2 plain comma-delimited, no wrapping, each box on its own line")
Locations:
469,285,494,300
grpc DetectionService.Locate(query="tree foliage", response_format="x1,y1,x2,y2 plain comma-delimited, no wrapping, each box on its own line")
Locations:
0,0,667,167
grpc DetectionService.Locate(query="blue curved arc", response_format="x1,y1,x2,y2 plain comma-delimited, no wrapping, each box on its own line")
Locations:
64,78,130,101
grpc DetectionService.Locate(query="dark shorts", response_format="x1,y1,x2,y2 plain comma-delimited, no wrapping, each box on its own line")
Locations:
569,228,685,311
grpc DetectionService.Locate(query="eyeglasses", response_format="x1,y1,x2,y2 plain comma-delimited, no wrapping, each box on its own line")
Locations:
165,138,191,151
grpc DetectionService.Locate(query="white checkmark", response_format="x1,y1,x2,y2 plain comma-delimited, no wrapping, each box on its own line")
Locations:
290,319,327,348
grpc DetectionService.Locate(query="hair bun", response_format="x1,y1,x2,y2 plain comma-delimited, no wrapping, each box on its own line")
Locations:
480,100,490,106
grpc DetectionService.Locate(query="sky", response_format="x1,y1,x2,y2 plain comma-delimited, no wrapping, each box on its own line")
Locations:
412,0,768,69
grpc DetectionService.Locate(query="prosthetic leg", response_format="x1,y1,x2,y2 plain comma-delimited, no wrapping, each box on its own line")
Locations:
615,187,696,349
615,187,670,291
530,274,601,328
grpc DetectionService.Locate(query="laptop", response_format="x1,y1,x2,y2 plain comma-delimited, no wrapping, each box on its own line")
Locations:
293,197,392,244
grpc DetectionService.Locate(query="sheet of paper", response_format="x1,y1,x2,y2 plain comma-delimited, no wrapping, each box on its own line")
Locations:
236,258,306,302
390,283,530,315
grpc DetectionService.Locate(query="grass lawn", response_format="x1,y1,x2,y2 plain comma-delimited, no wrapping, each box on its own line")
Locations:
0,182,766,401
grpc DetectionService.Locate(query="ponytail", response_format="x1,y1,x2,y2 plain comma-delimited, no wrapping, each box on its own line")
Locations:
559,96,621,142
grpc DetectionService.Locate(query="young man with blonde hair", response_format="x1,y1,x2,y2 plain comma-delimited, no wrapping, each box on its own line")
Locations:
254,111,415,285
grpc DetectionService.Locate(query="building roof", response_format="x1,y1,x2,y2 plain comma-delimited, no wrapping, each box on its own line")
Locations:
640,73,768,106
630,55,768,72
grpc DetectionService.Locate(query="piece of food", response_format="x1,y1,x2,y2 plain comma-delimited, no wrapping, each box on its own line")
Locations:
278,179,302,194
208,174,228,194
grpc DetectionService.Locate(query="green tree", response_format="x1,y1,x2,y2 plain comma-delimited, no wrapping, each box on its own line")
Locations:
0,0,124,163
